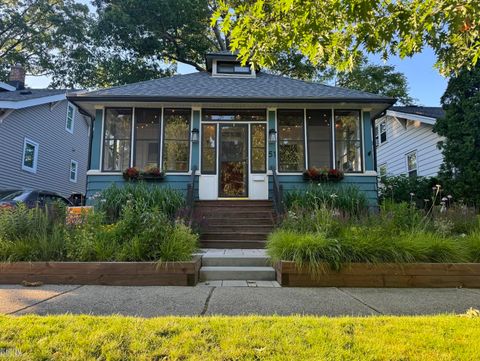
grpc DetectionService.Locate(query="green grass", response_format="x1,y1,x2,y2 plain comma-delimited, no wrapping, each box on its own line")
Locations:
0,315,479,360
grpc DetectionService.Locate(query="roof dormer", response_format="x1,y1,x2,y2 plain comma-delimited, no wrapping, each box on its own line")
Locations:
205,51,256,78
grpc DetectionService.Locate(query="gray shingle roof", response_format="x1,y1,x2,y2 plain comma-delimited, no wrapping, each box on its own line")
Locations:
391,106,445,119
0,89,66,102
70,72,395,103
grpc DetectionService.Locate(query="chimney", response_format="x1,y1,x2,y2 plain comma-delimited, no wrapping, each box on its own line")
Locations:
8,64,25,90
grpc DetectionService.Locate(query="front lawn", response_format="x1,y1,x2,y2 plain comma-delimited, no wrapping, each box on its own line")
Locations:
0,314,479,360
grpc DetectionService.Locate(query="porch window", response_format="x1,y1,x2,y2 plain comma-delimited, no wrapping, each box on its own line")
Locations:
277,109,305,172
201,124,216,174
162,108,191,172
251,124,266,173
103,108,132,172
134,108,161,170
307,109,332,168
334,110,362,172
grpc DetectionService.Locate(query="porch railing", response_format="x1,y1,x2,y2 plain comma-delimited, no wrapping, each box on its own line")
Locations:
185,165,198,226
270,166,285,219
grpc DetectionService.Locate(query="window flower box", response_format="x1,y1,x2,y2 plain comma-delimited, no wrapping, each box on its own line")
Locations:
303,167,344,182
123,167,165,182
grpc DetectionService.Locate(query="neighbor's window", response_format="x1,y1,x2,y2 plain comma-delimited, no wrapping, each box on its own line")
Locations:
22,138,39,173
251,124,266,173
379,163,387,177
406,151,417,177
134,108,161,170
277,109,305,172
334,110,362,172
376,120,387,145
66,103,75,133
216,61,251,74
103,108,132,172
307,109,332,168
201,124,216,174
162,108,191,172
70,160,78,183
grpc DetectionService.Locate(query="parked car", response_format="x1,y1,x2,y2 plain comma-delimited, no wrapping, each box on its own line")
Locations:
0,190,72,209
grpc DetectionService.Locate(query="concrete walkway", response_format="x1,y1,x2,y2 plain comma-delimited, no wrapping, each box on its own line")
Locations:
1,284,479,317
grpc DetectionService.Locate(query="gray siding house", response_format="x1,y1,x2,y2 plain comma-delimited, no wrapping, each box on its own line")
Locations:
0,66,90,197
375,106,445,178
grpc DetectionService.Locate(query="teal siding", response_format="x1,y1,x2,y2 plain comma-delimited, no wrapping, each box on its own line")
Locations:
269,174,378,207
90,109,103,170
191,110,200,170
86,174,197,204
363,111,374,171
268,110,276,170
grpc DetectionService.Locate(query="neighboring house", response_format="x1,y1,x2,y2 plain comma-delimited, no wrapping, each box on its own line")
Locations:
68,52,394,206
0,65,90,198
375,106,445,178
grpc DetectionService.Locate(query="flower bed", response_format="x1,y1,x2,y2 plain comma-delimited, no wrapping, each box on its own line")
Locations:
0,257,201,286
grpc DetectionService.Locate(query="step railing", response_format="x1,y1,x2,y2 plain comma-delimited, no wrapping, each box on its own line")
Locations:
270,166,285,218
185,165,198,226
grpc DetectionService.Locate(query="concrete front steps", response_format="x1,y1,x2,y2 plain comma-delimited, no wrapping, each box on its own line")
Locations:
199,251,276,281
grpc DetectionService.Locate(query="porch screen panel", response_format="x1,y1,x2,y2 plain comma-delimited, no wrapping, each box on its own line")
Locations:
162,108,191,172
307,110,332,168
103,108,132,172
334,110,362,172
277,109,305,172
134,108,161,170
251,124,266,173
202,109,266,122
201,124,216,174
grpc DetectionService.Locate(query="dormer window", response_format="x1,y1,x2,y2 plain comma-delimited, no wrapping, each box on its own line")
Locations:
217,61,251,74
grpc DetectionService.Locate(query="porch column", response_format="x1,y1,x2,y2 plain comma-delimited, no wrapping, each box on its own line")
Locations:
363,111,375,171
191,108,201,172
90,108,103,170
268,108,277,170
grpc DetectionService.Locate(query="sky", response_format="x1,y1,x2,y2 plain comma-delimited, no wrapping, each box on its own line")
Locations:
25,46,448,106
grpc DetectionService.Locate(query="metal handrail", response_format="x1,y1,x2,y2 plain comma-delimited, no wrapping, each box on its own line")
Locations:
270,166,285,218
186,165,198,226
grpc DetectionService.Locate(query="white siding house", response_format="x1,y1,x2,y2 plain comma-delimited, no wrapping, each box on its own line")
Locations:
375,106,445,178
0,66,90,197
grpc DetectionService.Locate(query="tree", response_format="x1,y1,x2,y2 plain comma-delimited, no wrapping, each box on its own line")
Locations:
215,0,480,76
0,0,90,82
434,64,480,206
332,57,416,105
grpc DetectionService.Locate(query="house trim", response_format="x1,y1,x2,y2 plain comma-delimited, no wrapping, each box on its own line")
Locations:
387,110,436,125
0,94,66,110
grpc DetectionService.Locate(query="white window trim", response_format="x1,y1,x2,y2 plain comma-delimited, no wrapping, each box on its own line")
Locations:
406,150,418,175
70,160,78,183
22,138,39,173
212,59,256,78
66,102,75,134
376,120,387,146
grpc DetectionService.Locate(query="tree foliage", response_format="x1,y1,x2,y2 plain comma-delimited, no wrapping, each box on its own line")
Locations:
215,0,480,76
434,64,480,206
0,0,90,82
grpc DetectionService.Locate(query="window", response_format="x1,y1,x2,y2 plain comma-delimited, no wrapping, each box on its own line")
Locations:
307,109,332,168
134,108,161,170
22,138,39,173
406,151,417,177
216,61,251,74
334,110,363,172
376,120,387,145
70,160,78,183
251,124,266,173
379,163,387,177
103,108,132,172
162,108,191,172
201,124,216,174
66,103,75,133
277,109,305,172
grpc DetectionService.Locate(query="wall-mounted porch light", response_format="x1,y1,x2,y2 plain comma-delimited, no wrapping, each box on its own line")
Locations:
269,128,277,143
191,128,199,143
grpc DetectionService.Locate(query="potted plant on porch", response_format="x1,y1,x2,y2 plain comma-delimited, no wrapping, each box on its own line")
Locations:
303,167,344,183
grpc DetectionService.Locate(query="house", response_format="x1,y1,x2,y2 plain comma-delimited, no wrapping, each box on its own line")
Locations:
0,65,90,198
375,106,445,178
68,52,395,206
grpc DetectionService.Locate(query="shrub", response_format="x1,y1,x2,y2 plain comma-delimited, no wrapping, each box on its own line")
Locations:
379,175,445,207
284,184,368,216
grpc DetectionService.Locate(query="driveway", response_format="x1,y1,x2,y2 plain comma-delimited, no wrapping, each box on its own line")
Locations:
1,284,479,317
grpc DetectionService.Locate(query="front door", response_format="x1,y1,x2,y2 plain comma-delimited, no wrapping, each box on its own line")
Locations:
219,124,248,197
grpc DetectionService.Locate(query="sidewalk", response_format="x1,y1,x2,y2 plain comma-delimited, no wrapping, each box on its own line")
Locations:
1,284,479,317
